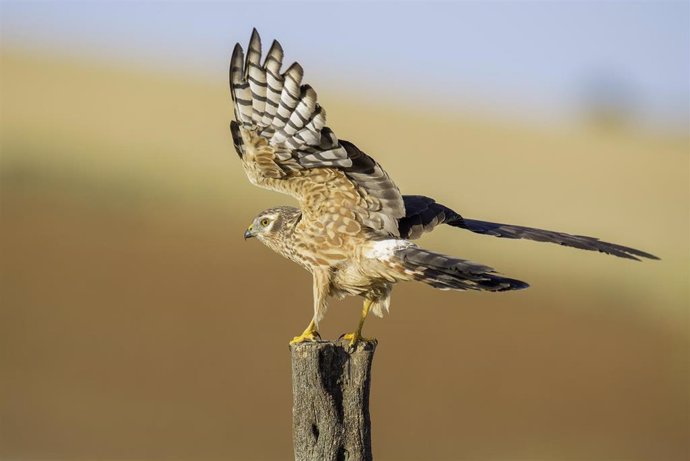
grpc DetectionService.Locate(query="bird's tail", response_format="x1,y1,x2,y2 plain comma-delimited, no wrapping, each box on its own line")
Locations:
394,246,528,292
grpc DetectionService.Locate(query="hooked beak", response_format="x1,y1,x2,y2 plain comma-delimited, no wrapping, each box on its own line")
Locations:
243,226,254,240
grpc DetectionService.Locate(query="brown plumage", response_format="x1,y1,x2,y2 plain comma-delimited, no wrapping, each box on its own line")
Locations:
230,30,658,345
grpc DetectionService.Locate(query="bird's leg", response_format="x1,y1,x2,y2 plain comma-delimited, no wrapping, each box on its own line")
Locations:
289,319,320,345
342,298,376,347
290,270,329,345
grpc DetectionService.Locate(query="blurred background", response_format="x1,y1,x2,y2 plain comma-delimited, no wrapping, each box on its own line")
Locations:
1,2,688,460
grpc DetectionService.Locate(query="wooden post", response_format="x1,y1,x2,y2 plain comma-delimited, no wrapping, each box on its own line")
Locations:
290,340,377,461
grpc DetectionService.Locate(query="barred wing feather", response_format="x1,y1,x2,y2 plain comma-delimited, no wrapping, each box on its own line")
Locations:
230,29,404,236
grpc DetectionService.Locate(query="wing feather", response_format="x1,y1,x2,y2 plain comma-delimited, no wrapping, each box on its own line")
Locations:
273,62,303,134
245,29,267,126
229,44,252,126
229,29,405,236
399,195,658,261
260,40,283,129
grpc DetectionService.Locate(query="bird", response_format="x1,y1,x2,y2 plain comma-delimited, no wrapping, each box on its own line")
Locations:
229,29,658,346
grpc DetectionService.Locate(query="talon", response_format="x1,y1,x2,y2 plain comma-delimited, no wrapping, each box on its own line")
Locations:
340,299,376,348
289,331,319,345
341,332,376,347
289,320,320,345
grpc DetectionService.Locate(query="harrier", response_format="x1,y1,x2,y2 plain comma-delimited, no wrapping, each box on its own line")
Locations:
229,30,657,346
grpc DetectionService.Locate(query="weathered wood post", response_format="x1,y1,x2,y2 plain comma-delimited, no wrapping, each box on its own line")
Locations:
290,340,377,461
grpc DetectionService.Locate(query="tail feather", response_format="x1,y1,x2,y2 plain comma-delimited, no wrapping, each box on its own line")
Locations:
395,246,528,292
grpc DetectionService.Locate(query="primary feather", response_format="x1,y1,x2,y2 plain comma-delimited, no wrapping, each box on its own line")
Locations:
229,29,405,237
399,195,658,261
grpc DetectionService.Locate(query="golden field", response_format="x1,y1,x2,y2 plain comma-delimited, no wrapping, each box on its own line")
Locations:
1,50,688,460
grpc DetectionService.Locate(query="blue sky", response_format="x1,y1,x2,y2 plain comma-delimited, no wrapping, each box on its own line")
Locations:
2,1,688,130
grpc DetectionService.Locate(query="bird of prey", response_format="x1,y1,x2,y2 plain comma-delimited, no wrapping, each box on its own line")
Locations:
229,30,657,346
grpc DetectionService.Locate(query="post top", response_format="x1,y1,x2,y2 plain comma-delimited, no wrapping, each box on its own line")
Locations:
289,339,377,353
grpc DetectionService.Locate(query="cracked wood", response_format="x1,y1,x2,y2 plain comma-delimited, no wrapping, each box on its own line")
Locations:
290,340,376,461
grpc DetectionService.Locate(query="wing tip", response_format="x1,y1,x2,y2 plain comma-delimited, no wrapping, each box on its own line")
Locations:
285,61,304,80
269,39,283,55
301,83,317,99
250,28,261,49
626,248,660,261
457,217,660,262
593,240,660,262
230,43,244,68
229,43,245,87
265,39,284,72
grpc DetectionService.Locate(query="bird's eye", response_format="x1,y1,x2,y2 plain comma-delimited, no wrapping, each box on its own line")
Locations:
260,218,270,227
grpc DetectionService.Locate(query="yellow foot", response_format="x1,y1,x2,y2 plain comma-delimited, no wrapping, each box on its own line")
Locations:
289,331,320,345
340,332,377,348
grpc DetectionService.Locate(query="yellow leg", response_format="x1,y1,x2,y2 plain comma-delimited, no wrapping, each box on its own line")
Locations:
290,319,320,345
342,299,376,347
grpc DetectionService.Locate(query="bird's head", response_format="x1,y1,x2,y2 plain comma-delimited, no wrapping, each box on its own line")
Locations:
244,206,301,247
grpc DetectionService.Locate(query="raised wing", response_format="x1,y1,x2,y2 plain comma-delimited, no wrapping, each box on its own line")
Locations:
399,195,659,261
230,29,404,236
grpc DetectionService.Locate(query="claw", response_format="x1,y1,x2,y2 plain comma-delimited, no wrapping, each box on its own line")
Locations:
340,332,377,348
290,330,320,345
339,299,375,348
289,320,320,345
